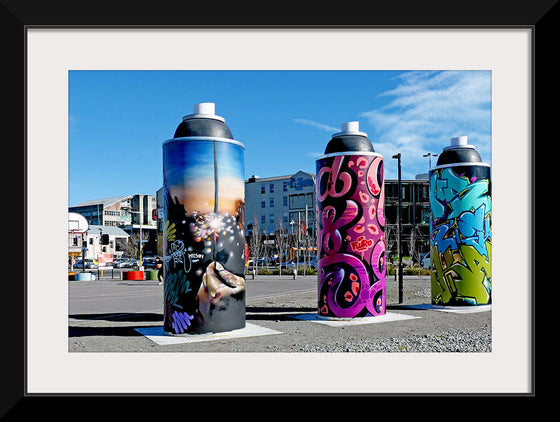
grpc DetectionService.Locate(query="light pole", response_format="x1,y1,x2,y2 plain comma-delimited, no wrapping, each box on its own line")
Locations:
423,152,438,169
392,153,403,304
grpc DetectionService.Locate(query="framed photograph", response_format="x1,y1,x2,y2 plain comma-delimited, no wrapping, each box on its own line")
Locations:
15,0,547,408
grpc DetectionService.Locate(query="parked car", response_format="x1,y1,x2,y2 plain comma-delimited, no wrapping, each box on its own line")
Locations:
72,259,97,269
113,259,131,268
142,258,157,269
280,257,317,270
421,252,431,269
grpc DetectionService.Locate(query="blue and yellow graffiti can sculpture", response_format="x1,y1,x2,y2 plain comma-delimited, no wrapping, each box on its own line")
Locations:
162,103,246,334
429,136,491,306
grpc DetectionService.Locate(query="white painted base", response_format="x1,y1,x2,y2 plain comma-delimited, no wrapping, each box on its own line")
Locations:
290,312,421,327
402,304,492,313
135,323,282,346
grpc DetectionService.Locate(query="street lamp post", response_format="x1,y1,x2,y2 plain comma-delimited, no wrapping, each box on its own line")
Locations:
392,153,403,304
423,152,438,169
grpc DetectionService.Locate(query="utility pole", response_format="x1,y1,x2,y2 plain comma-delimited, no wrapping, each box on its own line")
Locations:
392,153,403,303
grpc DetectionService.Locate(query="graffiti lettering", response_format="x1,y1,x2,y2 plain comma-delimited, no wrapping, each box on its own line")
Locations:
316,154,386,318
430,166,491,305
317,155,353,201
350,235,373,252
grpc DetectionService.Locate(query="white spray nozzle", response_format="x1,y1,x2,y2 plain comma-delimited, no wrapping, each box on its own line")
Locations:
451,136,468,146
341,121,360,133
183,102,225,122
334,121,367,137
193,102,215,115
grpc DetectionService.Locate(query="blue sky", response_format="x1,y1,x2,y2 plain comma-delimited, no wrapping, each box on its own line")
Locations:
68,70,491,206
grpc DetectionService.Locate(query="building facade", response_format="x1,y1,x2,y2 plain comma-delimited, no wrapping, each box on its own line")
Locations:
244,172,431,264
384,177,431,262
69,194,159,258
152,172,431,264
244,171,316,237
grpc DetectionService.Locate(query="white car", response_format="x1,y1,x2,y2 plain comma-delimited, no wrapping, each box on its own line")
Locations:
421,253,431,269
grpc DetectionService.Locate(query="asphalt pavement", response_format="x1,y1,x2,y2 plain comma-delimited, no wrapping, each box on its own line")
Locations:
68,273,491,353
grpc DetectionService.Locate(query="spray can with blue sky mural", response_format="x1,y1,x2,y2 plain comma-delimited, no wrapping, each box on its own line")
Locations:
429,136,491,306
162,103,246,334
316,121,386,318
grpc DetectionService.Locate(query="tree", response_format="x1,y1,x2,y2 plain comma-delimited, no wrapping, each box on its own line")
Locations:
248,216,262,270
274,222,289,276
123,232,149,259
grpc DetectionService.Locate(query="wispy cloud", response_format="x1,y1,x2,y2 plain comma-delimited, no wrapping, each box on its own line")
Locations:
293,118,338,133
360,71,491,179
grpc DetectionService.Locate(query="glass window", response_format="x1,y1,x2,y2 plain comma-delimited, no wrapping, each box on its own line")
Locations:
261,215,266,224
270,183,274,193
270,198,274,207
261,200,265,208
283,181,288,192
261,185,265,194
283,196,288,207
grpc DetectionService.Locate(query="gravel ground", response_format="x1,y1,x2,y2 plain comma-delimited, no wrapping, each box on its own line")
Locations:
68,276,492,353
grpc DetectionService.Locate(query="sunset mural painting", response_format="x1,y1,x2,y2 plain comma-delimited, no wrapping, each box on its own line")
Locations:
316,121,386,318
429,136,492,306
162,103,246,334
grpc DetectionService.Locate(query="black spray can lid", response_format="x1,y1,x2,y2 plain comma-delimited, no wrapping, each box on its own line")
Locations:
435,136,486,167
173,102,234,140
321,121,376,156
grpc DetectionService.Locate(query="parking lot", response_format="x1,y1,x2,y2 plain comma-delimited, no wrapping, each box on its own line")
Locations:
68,274,492,353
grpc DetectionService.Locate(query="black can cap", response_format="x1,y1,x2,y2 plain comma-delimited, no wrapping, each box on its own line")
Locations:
436,136,483,166
173,102,234,139
324,121,375,154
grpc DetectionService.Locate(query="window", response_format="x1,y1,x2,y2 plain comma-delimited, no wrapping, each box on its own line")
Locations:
270,198,274,208
269,183,274,193
270,214,275,224
283,181,288,192
261,200,266,209
261,215,266,224
261,185,265,194
283,196,288,207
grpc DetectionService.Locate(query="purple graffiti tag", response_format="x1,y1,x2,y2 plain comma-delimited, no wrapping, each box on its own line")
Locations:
316,154,386,318
319,253,384,318
171,310,194,334
320,200,360,256
317,155,353,202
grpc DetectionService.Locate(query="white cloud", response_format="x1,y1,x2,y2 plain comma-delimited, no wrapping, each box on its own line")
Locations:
293,118,338,133
360,71,491,179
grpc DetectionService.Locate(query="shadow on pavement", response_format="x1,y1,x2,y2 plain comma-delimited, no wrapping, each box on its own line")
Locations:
69,312,163,322
246,306,317,321
68,325,144,338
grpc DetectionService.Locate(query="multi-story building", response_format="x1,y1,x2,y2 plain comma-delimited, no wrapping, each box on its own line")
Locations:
384,176,431,261
69,194,159,257
69,195,134,227
244,172,431,263
152,171,432,264
244,171,316,237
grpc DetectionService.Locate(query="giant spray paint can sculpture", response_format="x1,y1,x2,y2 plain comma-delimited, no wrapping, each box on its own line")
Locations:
316,122,386,318
429,136,491,306
162,103,246,334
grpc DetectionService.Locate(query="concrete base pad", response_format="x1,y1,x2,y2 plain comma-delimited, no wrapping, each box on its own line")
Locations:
402,303,492,313
135,323,282,346
290,312,421,327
